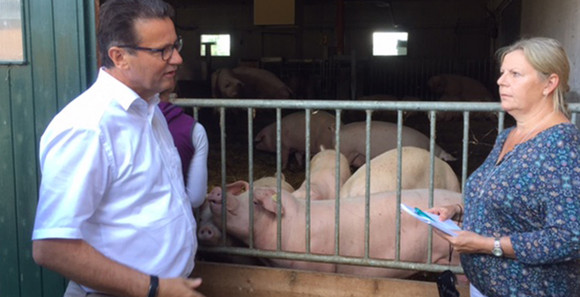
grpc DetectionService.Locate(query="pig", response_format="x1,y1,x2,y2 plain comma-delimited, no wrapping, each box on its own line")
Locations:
340,146,460,199
335,120,456,167
211,66,293,99
427,74,496,121
428,74,494,102
255,110,339,169
292,147,351,200
207,186,462,278
197,176,294,246
196,199,267,266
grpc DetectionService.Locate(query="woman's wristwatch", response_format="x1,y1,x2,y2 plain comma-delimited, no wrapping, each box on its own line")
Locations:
491,238,503,257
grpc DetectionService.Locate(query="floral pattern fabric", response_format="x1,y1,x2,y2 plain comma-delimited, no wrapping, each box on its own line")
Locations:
462,123,580,297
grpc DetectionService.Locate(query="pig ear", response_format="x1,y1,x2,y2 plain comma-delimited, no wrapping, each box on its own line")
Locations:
254,132,264,142
253,187,284,215
226,180,250,196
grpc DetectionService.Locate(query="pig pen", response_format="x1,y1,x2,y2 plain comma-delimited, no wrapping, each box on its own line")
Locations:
175,98,512,297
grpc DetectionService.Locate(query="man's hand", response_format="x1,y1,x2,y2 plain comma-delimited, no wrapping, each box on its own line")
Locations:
158,278,205,297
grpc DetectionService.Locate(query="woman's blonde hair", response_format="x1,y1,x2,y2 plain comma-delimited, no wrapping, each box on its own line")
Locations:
496,37,571,117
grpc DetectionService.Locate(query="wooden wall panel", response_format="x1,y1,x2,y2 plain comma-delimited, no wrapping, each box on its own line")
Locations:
10,63,42,297
0,0,96,296
0,67,19,297
53,0,84,109
193,262,471,297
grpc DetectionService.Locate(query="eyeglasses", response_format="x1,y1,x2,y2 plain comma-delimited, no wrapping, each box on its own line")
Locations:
118,36,183,61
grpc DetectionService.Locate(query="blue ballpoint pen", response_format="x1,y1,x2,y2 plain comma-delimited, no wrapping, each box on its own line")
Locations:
414,207,436,222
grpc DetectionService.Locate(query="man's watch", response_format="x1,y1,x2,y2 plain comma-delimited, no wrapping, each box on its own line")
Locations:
492,238,503,257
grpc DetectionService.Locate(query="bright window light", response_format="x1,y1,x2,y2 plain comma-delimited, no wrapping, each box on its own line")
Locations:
201,34,230,56
0,0,24,63
373,32,408,56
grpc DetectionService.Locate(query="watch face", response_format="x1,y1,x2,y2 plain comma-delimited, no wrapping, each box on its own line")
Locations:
492,239,503,256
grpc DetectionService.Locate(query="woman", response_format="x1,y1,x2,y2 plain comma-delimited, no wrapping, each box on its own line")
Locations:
159,87,209,209
428,37,580,297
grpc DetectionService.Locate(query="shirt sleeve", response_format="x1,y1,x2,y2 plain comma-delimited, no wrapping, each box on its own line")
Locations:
511,144,580,265
186,123,208,208
33,126,112,240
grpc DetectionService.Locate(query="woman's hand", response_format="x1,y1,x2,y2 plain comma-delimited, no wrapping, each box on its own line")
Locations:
433,229,494,254
426,204,462,221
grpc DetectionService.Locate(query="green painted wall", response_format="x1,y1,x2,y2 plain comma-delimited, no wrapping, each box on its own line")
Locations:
0,1,97,296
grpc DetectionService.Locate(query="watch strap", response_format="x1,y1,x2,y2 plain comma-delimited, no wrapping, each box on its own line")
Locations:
148,275,159,297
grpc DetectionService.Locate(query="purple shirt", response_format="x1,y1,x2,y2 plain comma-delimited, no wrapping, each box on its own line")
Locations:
159,101,197,183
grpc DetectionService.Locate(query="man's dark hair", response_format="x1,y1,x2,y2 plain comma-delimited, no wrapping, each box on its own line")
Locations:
97,0,175,68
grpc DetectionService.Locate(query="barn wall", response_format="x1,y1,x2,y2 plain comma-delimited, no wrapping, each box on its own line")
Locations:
171,0,493,82
0,0,97,296
520,0,580,102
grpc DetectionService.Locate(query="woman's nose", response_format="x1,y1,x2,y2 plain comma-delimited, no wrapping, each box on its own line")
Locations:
497,73,506,86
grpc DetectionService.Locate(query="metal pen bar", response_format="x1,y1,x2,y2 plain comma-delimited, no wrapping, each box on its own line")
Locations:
199,246,465,274
364,110,372,259
276,108,282,251
305,109,312,254
334,109,342,257
176,98,580,113
461,111,470,191
395,110,403,261
247,107,255,249
426,110,436,264
219,107,228,246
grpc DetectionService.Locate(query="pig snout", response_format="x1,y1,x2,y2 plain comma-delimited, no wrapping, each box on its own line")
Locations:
224,81,243,98
197,222,222,246
207,186,222,201
207,186,224,214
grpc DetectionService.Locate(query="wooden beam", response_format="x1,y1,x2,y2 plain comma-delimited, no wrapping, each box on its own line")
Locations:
192,262,470,297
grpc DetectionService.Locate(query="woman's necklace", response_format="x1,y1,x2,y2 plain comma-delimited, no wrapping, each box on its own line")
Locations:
514,111,556,143
498,112,555,163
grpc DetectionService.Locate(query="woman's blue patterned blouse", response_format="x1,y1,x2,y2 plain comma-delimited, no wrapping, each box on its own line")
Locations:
462,123,580,297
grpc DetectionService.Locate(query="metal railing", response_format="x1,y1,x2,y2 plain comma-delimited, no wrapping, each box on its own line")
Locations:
176,98,580,275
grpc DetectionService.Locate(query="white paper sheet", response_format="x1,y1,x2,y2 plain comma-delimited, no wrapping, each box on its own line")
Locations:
400,203,462,237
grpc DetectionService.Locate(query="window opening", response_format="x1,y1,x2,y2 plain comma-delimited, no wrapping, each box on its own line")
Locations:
200,34,230,57
373,32,408,56
0,0,24,63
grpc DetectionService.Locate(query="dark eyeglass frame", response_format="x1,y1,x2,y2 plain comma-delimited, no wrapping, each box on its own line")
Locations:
117,36,183,61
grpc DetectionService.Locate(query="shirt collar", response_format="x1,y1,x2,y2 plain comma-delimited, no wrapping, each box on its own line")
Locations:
97,67,160,112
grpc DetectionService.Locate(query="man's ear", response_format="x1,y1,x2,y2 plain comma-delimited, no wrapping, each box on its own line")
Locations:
108,46,129,69
253,187,284,215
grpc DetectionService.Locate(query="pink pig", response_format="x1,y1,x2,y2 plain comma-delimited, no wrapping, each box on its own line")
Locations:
336,121,456,167
340,146,460,199
197,176,294,246
255,111,339,169
292,148,351,200
207,186,461,278
211,66,293,99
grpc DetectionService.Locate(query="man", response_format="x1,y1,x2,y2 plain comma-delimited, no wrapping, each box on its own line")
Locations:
32,1,205,296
